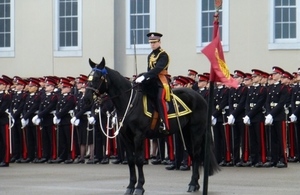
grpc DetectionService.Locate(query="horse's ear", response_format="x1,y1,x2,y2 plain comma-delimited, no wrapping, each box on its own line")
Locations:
89,58,96,68
99,57,106,68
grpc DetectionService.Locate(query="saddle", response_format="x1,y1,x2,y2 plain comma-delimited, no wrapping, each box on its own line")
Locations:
142,93,192,130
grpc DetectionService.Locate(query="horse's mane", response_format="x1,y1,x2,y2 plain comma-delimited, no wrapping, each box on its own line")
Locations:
105,66,132,90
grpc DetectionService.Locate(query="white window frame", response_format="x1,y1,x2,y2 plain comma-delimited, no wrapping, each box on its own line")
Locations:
196,0,229,53
269,0,300,50
53,0,82,57
0,0,14,58
126,0,156,55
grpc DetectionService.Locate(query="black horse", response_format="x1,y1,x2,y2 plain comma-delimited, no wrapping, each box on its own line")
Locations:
83,57,219,195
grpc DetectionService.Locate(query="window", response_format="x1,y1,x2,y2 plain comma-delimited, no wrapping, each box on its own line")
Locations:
269,0,300,50
0,0,14,57
54,0,82,57
126,0,156,55
197,0,229,52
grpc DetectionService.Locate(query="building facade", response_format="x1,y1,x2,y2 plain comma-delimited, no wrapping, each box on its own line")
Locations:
0,0,299,78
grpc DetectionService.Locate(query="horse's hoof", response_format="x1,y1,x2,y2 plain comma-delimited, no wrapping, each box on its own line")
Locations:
187,184,200,192
133,188,145,195
124,188,135,195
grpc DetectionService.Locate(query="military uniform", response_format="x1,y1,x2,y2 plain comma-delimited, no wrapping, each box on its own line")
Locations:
136,32,170,132
244,69,268,167
228,70,248,166
21,80,41,163
35,84,58,163
264,67,289,168
212,84,230,165
10,85,27,163
52,81,76,163
0,79,12,167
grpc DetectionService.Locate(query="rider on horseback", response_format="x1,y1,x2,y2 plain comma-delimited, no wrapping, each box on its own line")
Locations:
135,32,170,134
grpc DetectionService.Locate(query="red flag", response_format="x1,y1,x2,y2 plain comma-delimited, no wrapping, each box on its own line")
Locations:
202,21,238,88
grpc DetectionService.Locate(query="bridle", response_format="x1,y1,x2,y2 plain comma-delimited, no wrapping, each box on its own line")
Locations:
86,67,108,99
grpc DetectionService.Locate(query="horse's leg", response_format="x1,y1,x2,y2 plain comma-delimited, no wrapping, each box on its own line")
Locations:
133,133,145,195
187,125,202,192
121,133,137,195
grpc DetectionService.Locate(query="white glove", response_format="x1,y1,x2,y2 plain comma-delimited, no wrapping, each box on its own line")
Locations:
74,119,80,126
32,115,41,125
88,116,96,125
227,114,235,125
135,75,145,83
243,115,250,125
21,118,28,128
290,114,297,122
265,114,273,125
211,116,217,126
53,116,60,125
70,117,77,124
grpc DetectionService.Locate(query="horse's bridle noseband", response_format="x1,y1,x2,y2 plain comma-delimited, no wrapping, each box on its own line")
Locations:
86,67,108,98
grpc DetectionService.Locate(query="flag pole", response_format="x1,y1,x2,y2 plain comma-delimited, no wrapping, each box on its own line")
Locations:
202,1,222,195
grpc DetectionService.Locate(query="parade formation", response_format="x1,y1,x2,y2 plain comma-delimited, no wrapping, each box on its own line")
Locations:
0,65,299,170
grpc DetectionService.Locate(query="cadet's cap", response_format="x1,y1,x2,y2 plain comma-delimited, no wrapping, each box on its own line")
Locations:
251,69,263,76
272,66,284,74
298,68,300,74
261,71,269,78
28,79,40,87
59,77,71,84
198,74,209,82
244,73,252,80
15,78,27,86
147,32,163,43
203,72,210,78
293,72,298,77
77,77,87,84
67,76,76,82
79,74,88,80
233,70,246,78
45,78,57,86
282,71,293,80
2,75,13,85
0,78,9,85
188,69,198,76
173,78,186,86
61,81,73,88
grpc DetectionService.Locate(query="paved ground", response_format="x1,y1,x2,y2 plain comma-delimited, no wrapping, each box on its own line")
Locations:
0,162,299,195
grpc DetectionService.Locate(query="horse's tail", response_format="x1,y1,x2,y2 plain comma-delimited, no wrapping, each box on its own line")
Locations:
200,130,221,176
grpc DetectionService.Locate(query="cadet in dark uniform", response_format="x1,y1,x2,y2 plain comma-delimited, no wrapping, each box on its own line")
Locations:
197,74,209,102
20,79,41,163
290,68,300,162
187,69,199,91
10,78,27,163
227,70,248,166
32,78,58,163
243,69,267,167
51,81,76,163
211,82,230,166
0,78,12,167
263,66,289,168
135,32,170,133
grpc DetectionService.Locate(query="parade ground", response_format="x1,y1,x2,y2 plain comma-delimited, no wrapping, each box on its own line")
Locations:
0,162,299,195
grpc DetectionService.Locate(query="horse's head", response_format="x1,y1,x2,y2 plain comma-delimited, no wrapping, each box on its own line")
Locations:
84,57,108,107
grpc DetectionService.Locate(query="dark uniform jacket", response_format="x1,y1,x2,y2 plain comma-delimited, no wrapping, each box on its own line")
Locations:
10,91,27,123
291,83,300,116
212,85,229,122
55,93,76,125
0,91,11,125
245,84,267,122
265,81,289,121
38,92,58,126
22,92,41,126
229,84,248,122
142,47,169,99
